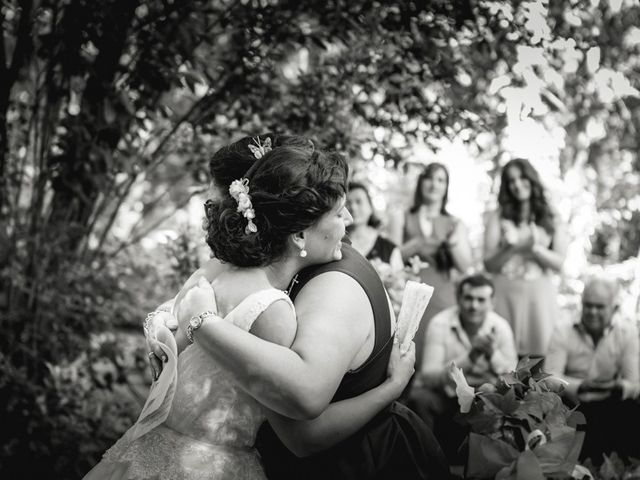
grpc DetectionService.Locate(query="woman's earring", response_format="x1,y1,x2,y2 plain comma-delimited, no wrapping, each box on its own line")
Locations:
299,248,307,258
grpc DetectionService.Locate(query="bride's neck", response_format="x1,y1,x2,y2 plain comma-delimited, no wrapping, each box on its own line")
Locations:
264,259,300,291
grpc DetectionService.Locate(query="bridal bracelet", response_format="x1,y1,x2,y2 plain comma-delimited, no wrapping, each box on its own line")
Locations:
186,310,218,344
143,304,172,336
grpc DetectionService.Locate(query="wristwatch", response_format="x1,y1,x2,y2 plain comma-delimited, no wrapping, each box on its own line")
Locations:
186,310,217,344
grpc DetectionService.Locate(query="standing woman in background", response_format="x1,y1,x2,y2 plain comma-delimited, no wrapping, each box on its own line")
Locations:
346,182,404,271
396,163,473,371
484,158,568,358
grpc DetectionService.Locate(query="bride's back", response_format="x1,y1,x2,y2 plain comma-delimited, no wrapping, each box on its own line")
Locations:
175,259,272,318
166,260,291,447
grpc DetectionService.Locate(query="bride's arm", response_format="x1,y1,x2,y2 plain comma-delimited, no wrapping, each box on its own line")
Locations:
179,273,373,421
265,342,415,457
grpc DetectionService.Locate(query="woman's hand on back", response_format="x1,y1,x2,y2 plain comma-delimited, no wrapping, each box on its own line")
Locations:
178,277,219,332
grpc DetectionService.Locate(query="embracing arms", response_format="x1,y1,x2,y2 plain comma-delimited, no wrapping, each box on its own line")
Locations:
175,272,370,419
265,341,414,457
146,272,413,454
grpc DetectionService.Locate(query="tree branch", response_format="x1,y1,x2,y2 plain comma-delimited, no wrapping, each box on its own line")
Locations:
106,190,200,259
7,0,35,87
0,17,6,75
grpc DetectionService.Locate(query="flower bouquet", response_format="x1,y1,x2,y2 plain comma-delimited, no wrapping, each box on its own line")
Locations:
449,356,587,480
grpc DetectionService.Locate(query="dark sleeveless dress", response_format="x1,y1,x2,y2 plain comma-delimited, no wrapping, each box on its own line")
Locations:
255,244,449,480
365,235,397,264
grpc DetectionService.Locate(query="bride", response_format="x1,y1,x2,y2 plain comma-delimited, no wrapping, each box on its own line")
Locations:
84,142,416,479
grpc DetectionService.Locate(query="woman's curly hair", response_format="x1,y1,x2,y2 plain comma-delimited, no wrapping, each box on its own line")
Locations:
498,158,555,235
204,145,348,267
207,133,313,188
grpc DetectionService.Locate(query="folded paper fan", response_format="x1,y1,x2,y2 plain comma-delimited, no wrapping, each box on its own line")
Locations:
394,280,434,353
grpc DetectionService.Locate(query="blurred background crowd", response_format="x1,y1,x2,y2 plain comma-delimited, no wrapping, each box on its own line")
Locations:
2,0,640,478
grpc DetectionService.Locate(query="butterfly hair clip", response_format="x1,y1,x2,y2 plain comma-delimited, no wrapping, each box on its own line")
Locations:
248,137,272,160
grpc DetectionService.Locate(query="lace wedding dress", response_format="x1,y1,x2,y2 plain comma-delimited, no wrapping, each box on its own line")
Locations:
84,288,293,480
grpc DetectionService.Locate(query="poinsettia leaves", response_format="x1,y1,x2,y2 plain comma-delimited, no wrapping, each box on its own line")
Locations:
501,371,526,388
532,371,552,383
515,449,545,480
480,388,520,416
566,410,586,428
524,391,566,418
448,363,476,413
515,355,543,372
452,361,586,477
514,356,544,383
464,407,503,435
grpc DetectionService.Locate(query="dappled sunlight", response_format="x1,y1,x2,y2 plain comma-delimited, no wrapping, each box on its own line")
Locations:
3,0,640,476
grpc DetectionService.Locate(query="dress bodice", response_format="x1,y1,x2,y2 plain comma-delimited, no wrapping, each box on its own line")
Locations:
499,219,552,280
166,288,294,448
403,210,457,258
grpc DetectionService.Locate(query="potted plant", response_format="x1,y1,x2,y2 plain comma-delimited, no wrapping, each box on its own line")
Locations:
449,357,587,479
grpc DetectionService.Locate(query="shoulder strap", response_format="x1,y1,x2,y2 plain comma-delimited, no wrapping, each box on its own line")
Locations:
227,289,294,332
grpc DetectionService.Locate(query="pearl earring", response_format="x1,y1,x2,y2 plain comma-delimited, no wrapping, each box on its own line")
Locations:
299,248,307,258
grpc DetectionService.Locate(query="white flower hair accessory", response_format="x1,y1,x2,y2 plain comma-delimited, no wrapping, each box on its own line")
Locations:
248,136,272,159
229,178,258,234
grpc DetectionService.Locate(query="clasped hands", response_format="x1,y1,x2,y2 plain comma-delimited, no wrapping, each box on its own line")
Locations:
469,332,496,362
503,222,540,255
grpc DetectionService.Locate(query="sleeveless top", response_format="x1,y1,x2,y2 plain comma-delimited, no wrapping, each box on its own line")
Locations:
403,210,457,274
255,244,449,479
304,243,393,400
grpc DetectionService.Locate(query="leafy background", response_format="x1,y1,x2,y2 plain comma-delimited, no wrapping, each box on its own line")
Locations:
1,0,640,477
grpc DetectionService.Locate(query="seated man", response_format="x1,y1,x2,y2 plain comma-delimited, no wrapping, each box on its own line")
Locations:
545,275,640,463
407,273,518,463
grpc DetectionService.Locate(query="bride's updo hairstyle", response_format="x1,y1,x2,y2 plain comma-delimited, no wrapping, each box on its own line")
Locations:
205,144,348,267
208,133,313,188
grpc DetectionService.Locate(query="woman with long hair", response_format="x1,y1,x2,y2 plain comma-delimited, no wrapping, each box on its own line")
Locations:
396,163,473,372
484,158,567,357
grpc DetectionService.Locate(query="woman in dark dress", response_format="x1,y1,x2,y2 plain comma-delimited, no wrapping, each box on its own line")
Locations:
256,243,449,480
347,182,403,270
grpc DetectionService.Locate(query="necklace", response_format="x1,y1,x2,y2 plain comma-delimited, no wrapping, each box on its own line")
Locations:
284,274,300,297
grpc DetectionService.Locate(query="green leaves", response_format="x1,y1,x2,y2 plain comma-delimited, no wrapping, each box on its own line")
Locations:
452,357,586,478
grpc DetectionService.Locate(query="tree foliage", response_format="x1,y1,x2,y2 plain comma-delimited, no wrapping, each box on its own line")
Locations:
1,0,639,477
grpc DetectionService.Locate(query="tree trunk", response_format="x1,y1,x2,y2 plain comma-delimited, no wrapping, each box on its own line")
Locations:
47,0,141,252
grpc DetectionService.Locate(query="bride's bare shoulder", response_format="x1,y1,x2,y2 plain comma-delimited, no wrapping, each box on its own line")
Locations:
183,259,225,287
